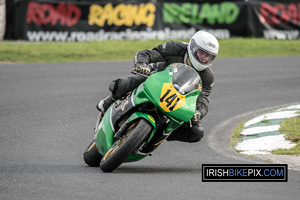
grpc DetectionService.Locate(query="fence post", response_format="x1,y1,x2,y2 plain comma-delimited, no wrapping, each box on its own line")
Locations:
0,0,5,41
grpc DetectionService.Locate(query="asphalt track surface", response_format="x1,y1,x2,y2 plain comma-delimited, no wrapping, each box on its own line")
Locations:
1,57,300,200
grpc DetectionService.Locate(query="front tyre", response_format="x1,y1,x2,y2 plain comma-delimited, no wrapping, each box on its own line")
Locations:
100,119,152,172
83,140,103,167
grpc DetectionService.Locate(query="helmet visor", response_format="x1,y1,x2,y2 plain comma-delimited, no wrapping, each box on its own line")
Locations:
190,39,215,66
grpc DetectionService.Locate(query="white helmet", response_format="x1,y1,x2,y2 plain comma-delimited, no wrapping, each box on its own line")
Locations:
187,31,219,71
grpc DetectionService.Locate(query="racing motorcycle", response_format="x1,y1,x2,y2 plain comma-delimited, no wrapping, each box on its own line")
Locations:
83,63,202,172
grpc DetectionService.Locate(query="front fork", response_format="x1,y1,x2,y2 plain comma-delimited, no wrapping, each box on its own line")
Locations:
136,115,171,155
94,112,104,133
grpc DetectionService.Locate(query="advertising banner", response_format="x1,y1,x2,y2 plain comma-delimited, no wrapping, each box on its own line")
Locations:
12,0,300,41
250,0,300,39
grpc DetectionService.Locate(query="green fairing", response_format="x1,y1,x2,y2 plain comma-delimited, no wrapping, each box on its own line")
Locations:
142,67,200,123
131,65,200,134
95,64,201,162
95,106,114,155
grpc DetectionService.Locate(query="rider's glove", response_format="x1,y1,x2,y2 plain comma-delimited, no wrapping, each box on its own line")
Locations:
132,63,152,76
192,110,201,122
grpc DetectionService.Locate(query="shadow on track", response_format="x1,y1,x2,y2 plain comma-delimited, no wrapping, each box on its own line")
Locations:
111,165,202,174
0,164,201,174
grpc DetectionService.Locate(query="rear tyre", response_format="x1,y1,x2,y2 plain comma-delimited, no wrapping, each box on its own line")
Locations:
100,119,152,172
83,140,103,167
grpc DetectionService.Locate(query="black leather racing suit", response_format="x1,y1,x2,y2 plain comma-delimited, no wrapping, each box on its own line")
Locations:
108,41,214,143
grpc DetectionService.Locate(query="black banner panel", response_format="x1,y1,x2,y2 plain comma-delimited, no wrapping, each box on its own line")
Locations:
11,0,300,41
202,164,288,182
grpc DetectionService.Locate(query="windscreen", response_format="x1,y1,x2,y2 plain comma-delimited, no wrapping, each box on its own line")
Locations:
172,64,201,95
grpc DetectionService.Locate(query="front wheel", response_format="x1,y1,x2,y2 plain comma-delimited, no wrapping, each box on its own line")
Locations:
100,118,152,172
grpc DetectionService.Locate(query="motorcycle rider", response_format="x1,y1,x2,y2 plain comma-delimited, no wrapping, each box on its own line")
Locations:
97,30,219,143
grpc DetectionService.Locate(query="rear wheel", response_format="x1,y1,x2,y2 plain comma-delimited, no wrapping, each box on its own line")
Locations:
83,140,102,167
100,118,152,172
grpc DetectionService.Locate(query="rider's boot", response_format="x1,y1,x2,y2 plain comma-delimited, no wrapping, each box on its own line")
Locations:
166,121,204,143
96,95,115,113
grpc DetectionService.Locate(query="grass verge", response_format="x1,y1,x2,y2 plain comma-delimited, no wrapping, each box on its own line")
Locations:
230,120,246,149
272,115,300,155
1,38,300,63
